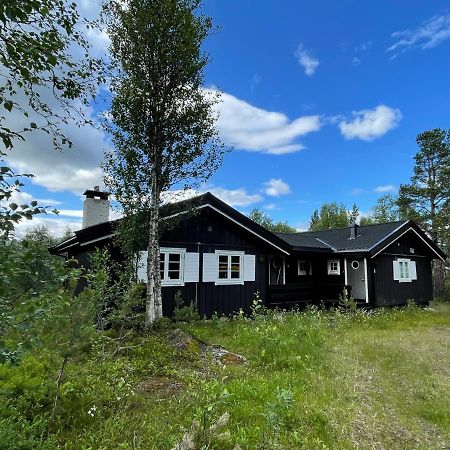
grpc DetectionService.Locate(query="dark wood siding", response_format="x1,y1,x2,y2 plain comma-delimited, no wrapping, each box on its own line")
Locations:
269,254,346,306
372,230,435,306
159,208,275,317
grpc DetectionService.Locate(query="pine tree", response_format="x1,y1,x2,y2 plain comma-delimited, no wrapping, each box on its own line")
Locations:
398,128,450,297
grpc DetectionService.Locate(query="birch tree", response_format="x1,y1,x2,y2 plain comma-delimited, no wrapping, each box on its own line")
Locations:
102,0,224,326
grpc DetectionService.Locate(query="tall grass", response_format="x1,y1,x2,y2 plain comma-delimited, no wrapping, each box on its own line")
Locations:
0,303,449,449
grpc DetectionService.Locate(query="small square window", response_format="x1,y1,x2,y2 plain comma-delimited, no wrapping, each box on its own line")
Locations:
328,259,340,275
160,248,185,286
215,252,243,284
298,260,309,276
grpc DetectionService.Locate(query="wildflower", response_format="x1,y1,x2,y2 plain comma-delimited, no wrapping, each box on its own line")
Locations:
87,405,97,417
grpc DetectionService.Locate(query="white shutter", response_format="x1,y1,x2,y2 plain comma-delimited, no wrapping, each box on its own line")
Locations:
202,253,217,282
393,260,400,280
410,261,417,280
184,252,199,282
137,251,148,282
243,254,256,282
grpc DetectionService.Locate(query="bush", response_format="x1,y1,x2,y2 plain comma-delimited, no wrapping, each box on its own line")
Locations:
173,291,200,322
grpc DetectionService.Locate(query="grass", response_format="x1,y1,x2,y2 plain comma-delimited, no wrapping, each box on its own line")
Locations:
1,302,449,449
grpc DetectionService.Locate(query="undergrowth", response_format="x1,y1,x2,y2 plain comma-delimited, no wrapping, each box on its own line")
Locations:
0,302,449,449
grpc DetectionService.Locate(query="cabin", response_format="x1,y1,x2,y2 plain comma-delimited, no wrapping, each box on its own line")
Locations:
50,187,446,317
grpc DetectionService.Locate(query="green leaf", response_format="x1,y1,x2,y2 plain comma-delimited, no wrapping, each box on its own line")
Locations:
9,203,18,211
3,100,13,112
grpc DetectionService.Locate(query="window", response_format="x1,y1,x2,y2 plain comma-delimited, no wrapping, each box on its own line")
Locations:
328,259,340,275
215,251,244,284
398,259,411,282
393,258,417,283
297,259,310,276
160,248,185,286
351,260,360,270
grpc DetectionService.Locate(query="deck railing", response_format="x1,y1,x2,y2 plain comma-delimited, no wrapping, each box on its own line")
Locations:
268,282,350,307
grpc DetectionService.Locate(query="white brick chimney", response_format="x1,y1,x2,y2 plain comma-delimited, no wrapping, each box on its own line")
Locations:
82,186,110,228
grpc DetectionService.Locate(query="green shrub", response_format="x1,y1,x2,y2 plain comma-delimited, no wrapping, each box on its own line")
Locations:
173,291,200,322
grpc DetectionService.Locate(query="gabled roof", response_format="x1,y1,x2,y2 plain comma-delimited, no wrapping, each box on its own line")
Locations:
275,220,446,260
274,232,333,251
278,221,407,251
49,192,291,256
49,192,446,261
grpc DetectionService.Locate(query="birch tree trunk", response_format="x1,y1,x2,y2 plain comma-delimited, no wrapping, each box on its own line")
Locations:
145,169,163,327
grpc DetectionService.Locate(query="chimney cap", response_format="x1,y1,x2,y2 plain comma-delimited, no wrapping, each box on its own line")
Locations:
83,187,109,200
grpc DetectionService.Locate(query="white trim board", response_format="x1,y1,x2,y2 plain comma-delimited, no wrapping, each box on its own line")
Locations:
204,204,290,255
371,227,445,261
364,257,369,303
80,233,117,247
161,203,290,255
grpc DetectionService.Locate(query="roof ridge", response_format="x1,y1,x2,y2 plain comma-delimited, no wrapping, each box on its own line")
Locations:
287,220,408,236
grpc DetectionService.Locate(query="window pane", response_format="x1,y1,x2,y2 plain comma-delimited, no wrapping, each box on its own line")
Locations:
399,262,405,278
219,255,228,264
168,270,180,279
169,261,180,271
404,262,409,278
218,255,228,278
218,269,228,279
160,258,165,280
169,253,180,263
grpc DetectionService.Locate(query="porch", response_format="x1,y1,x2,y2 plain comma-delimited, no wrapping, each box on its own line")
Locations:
268,282,350,308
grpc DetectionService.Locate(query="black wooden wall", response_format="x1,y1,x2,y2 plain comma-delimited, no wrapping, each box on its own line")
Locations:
159,208,276,317
372,230,434,306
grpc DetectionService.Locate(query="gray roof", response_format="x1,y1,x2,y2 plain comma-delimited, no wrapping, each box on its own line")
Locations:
275,221,408,252
274,232,333,250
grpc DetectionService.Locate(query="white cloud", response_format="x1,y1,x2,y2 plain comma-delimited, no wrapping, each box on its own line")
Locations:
295,44,320,76
211,90,322,154
162,185,262,207
350,188,364,195
374,184,396,193
5,100,108,193
338,105,402,141
388,14,450,57
264,178,291,197
208,187,262,206
352,57,361,66
58,209,84,218
3,0,110,195
14,215,81,238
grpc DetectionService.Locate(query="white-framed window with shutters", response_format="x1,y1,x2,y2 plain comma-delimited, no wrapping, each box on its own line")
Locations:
215,250,244,285
393,258,417,283
160,248,186,286
327,259,340,275
137,248,199,286
202,251,255,285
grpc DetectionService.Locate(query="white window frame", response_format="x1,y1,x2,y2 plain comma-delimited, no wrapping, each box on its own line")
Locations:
398,258,412,283
215,250,244,285
328,259,340,275
160,247,186,286
297,259,308,276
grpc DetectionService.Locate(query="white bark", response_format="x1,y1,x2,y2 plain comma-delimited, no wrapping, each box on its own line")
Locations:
145,170,163,327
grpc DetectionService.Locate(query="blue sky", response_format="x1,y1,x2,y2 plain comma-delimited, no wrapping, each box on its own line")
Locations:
7,0,450,234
